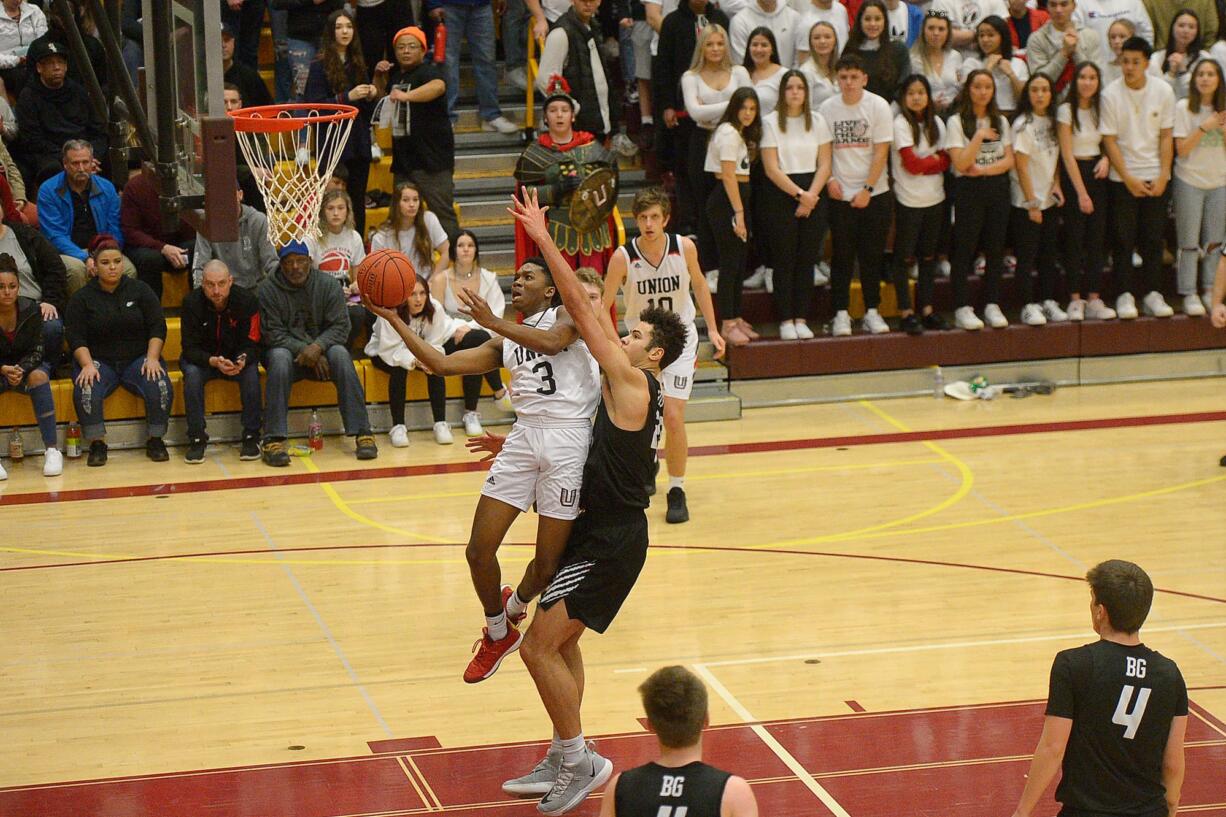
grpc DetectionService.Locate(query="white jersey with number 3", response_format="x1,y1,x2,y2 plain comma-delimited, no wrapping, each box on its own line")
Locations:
503,306,600,422
618,234,696,330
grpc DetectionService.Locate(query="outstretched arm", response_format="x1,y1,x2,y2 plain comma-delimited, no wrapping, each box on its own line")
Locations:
454,287,580,355
362,297,503,375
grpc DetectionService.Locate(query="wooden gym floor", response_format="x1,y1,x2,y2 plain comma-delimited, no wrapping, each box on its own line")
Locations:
2,379,1225,816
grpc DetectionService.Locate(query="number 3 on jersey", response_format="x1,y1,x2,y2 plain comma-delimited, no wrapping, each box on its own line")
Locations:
532,361,557,395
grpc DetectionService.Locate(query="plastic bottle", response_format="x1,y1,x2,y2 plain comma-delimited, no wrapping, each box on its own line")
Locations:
308,410,324,451
8,427,23,461
433,23,447,63
933,366,944,399
65,423,82,458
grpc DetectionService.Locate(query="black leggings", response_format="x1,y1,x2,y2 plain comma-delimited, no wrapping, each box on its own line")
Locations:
1109,181,1169,297
706,179,751,321
690,126,717,269
356,0,414,78
828,193,892,311
892,200,946,312
1060,158,1108,295
371,329,502,424
950,175,1010,308
1010,206,1061,305
760,172,822,321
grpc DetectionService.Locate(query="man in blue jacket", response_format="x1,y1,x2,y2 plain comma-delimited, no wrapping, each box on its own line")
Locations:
37,139,135,295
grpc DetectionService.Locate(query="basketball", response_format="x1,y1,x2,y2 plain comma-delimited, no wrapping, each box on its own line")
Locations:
355,249,417,308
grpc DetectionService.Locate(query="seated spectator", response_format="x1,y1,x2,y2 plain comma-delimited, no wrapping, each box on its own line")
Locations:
1026,0,1103,95
257,240,377,466
23,4,107,95
192,186,278,290
431,0,519,132
366,275,496,446
0,136,32,221
269,0,346,100
1005,0,1048,53
220,0,267,72
65,234,172,467
180,260,263,465
120,166,196,299
222,83,267,212
304,9,376,237
119,0,142,86
0,253,60,478
37,140,134,295
373,26,459,240
14,41,106,190
306,189,370,344
1148,9,1211,100
536,0,617,142
0,0,47,99
0,202,66,366
222,22,273,110
371,180,449,279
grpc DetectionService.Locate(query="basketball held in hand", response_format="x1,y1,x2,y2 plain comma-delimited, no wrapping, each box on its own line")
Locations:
356,249,417,308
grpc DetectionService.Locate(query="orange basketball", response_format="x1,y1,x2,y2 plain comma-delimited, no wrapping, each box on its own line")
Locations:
355,249,417,308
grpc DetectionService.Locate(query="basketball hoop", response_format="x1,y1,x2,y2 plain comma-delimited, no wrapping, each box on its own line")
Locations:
228,103,358,247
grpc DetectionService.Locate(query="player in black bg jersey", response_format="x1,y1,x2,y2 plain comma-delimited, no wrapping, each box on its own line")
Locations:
600,666,758,817
1009,560,1187,817
503,190,688,815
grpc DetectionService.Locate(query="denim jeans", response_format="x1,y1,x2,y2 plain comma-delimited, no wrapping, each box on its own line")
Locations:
503,0,528,70
42,317,63,368
180,359,263,441
1172,177,1226,296
286,37,317,102
0,365,57,447
72,357,173,441
443,3,502,121
619,24,635,86
263,345,370,439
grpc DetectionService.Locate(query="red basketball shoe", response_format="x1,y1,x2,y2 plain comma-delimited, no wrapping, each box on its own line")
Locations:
464,625,523,683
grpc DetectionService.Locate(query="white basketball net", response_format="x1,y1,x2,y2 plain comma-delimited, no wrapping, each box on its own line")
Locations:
231,106,356,248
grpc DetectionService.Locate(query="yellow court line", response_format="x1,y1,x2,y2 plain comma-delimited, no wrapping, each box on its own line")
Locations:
396,756,436,813
301,458,459,545
405,755,444,811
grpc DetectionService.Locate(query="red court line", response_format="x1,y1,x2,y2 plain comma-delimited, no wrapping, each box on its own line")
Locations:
845,700,866,712
1,409,1224,508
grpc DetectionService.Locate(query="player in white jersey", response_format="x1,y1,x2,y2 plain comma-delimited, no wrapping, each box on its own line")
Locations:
365,258,602,684
602,189,724,525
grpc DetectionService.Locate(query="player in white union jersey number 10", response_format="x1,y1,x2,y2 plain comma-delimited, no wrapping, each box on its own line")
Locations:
364,258,601,684
602,188,725,525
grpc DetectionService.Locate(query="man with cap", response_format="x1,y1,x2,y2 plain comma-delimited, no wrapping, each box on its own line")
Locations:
513,75,620,273
257,239,377,467
373,26,459,240
222,21,273,110
13,39,106,191
193,185,279,291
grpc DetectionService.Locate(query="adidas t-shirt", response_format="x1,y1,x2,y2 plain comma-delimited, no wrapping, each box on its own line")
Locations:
945,112,1012,177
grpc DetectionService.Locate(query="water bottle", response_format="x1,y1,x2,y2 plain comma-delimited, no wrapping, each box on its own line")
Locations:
433,22,447,63
65,422,82,459
308,409,324,451
933,366,944,399
8,427,23,461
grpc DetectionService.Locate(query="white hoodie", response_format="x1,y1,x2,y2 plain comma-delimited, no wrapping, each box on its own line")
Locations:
365,297,474,371
730,0,801,66
0,2,47,69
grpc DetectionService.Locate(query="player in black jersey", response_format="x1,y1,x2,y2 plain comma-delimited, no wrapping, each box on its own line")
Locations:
600,666,758,817
1009,560,1187,817
504,190,688,815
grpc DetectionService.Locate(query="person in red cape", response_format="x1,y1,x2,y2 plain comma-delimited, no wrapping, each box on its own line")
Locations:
513,75,620,276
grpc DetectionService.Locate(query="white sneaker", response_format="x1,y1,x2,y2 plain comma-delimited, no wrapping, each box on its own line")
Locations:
1066,298,1086,321
495,392,514,413
779,320,798,340
706,269,718,293
831,310,852,336
506,66,529,90
0,458,7,480
370,136,383,161
974,256,986,275
743,266,768,289
1041,299,1068,322
794,320,814,339
1142,290,1173,318
937,259,951,277
1085,297,1117,320
1115,292,1138,319
862,308,889,334
813,262,830,286
1021,303,1047,326
1132,251,1143,268
43,447,63,476
984,303,1008,328
462,411,484,436
389,424,409,448
908,261,919,280
483,115,519,135
955,306,984,330
1183,293,1206,317
763,268,774,293
433,421,454,445
1004,254,1017,273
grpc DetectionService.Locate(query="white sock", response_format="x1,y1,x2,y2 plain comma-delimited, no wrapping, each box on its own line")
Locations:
486,611,507,641
641,115,654,125
506,589,529,619
559,733,586,766
668,476,685,491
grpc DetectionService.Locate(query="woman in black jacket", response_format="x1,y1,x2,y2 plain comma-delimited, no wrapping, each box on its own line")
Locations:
305,9,378,237
65,235,172,468
0,254,61,478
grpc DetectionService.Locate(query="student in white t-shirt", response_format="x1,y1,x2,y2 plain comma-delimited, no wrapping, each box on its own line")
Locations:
308,189,371,345
1057,61,1118,320
1148,10,1213,99
1171,58,1226,316
761,69,833,339
960,15,1029,114
891,74,951,335
945,68,1015,330
931,0,1008,56
1100,36,1176,319
795,0,850,62
818,53,894,336
911,8,963,114
745,27,787,116
370,180,451,280
1010,73,1068,326
797,20,840,109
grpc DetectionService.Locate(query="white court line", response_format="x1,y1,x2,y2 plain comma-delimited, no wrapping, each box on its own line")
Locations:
614,620,1226,673
693,663,853,817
